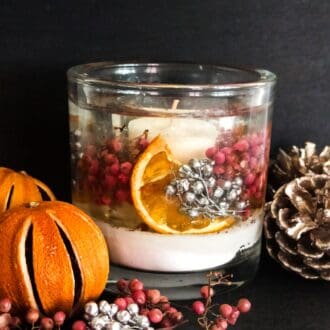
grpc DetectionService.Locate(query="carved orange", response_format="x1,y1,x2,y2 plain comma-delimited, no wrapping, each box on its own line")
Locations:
0,167,55,212
0,201,109,316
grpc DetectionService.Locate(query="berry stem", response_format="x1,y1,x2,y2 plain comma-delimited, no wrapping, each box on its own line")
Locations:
208,309,219,318
196,271,234,329
143,129,149,139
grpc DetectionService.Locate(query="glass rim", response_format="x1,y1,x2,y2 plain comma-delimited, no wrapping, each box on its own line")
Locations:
67,62,276,91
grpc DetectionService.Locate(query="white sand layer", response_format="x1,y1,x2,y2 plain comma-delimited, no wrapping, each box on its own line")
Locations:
95,210,263,272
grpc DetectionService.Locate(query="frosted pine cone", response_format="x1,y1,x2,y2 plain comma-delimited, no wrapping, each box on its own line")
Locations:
264,175,330,280
268,142,330,197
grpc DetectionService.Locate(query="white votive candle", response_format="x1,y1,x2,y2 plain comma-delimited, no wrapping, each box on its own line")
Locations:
128,117,217,163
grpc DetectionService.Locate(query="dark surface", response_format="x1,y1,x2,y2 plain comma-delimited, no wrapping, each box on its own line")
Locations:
179,249,330,330
103,247,330,330
0,1,329,329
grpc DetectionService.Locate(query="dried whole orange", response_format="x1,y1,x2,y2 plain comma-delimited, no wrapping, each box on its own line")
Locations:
0,201,109,316
0,167,55,213
131,135,235,234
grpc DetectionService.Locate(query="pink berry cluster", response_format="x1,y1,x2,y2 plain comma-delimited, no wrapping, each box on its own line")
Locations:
0,297,66,330
192,286,251,329
76,136,133,206
75,130,150,207
114,278,183,328
205,128,271,208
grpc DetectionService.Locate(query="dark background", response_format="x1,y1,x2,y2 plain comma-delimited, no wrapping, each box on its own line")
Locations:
0,1,329,329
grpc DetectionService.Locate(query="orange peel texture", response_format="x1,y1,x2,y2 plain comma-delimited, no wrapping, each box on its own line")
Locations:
0,201,109,316
0,167,56,213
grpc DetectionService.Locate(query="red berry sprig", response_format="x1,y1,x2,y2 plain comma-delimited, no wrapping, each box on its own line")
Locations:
115,278,185,329
191,272,252,329
0,298,67,330
1,272,251,330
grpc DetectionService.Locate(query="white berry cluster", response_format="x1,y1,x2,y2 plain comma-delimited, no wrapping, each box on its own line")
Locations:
165,158,246,219
84,301,153,330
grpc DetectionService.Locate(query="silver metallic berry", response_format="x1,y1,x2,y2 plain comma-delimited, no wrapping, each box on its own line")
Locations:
223,181,232,190
90,316,108,330
178,179,190,192
183,191,196,204
189,158,202,170
236,201,247,210
116,310,131,324
98,300,111,314
198,197,209,206
105,321,121,330
165,184,176,196
134,315,150,328
85,301,99,317
213,187,224,199
188,208,200,218
234,176,243,187
127,303,139,315
234,187,242,196
207,177,216,188
191,181,204,194
108,304,119,317
219,201,229,209
227,190,237,202
179,164,192,176
202,164,213,177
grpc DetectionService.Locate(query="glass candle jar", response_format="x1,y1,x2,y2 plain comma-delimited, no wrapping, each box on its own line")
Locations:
67,62,276,298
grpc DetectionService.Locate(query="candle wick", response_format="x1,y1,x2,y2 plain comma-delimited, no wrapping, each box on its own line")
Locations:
171,99,180,110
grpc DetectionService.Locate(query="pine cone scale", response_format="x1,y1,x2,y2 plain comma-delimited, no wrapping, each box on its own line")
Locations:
277,149,295,174
297,242,324,259
285,179,316,214
320,146,330,159
285,214,317,240
323,161,330,175
303,257,330,270
275,231,297,255
310,225,330,250
266,242,278,260
300,268,320,280
277,250,304,273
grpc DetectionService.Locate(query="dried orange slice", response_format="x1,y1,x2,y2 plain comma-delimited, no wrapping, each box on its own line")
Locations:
131,135,235,234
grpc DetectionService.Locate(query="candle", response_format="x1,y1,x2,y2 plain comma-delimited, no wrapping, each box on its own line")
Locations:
128,117,217,163
69,62,275,293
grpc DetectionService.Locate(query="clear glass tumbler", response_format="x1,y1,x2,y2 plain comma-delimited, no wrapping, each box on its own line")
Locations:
67,63,276,299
